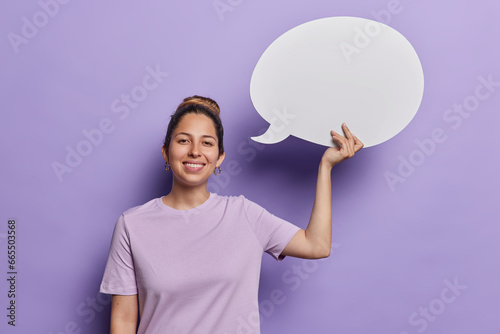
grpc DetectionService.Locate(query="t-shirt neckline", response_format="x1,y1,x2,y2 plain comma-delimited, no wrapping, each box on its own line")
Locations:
156,192,217,215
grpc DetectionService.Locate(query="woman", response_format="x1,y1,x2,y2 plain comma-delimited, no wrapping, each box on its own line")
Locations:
99,95,363,333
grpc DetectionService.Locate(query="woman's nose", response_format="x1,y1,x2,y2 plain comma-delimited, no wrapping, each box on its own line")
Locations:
189,143,201,156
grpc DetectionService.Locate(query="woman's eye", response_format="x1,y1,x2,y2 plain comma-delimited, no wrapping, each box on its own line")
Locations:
204,142,213,146
178,139,188,143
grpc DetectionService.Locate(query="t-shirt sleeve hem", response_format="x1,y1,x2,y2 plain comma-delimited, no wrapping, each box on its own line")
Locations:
99,285,138,295
274,225,302,262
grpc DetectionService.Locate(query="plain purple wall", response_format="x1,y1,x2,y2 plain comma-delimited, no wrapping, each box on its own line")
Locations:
1,1,499,333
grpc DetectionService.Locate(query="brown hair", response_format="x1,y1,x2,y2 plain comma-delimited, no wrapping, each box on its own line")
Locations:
163,95,224,156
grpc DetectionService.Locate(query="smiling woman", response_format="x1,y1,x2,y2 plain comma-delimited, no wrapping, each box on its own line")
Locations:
99,95,363,334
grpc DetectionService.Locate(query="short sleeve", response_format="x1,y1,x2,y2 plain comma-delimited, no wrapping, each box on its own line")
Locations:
242,197,301,262
99,214,138,295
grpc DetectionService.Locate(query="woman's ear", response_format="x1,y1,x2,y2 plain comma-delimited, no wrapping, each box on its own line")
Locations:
162,145,169,162
216,152,225,167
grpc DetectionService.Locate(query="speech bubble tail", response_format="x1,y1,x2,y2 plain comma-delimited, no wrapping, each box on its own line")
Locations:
251,126,290,144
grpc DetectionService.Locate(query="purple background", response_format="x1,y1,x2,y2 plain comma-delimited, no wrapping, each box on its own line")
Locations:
1,0,499,333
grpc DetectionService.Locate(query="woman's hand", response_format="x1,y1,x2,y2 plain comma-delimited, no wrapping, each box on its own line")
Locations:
321,123,364,168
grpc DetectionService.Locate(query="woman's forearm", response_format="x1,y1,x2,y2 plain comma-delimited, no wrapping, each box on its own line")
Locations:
304,159,333,257
282,123,362,260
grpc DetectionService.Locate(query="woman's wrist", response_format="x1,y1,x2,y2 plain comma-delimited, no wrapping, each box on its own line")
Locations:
319,158,334,171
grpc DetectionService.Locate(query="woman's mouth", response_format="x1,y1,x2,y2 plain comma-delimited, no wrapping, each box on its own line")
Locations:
183,162,205,172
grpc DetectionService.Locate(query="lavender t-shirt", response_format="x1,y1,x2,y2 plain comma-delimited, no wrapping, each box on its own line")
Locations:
99,192,301,334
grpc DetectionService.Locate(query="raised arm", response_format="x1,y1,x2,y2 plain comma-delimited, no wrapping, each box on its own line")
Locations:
110,294,139,334
281,123,363,259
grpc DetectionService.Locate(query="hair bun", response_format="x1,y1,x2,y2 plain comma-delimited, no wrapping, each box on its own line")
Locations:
178,95,220,116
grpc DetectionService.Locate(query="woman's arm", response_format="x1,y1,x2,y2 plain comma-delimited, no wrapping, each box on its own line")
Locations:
281,123,363,259
110,294,139,334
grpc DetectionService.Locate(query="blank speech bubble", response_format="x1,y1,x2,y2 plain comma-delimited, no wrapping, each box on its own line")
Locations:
250,16,424,147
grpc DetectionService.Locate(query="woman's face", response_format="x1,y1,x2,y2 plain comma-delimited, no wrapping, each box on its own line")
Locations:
162,113,225,188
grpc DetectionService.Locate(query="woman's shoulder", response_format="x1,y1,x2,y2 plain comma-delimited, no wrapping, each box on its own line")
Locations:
120,197,161,217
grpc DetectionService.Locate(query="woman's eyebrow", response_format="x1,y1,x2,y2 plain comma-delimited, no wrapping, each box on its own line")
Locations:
175,132,216,140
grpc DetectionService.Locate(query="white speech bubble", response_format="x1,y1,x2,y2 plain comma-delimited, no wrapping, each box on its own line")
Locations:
250,16,424,147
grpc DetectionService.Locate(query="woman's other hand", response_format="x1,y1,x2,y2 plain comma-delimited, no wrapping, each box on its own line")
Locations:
321,123,364,168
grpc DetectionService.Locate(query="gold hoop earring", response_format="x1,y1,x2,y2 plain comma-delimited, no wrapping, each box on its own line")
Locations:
214,166,221,175
165,162,171,171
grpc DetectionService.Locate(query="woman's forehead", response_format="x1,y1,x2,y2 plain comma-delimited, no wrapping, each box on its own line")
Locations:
175,113,217,135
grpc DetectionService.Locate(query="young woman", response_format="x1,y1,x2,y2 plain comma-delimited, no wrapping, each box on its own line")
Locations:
99,95,363,334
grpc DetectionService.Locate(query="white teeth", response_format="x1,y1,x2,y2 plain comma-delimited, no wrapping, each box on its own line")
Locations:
185,163,204,168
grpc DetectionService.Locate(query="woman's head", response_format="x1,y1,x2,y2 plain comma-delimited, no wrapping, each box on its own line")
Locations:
163,95,224,157
162,96,225,187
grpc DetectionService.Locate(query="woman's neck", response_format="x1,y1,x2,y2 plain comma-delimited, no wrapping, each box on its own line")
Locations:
162,183,211,210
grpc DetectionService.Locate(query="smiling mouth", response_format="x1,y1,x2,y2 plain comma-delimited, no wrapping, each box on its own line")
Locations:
182,162,206,172
183,162,205,168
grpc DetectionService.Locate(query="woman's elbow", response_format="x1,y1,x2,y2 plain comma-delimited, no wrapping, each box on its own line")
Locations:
317,248,331,259
311,244,331,259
